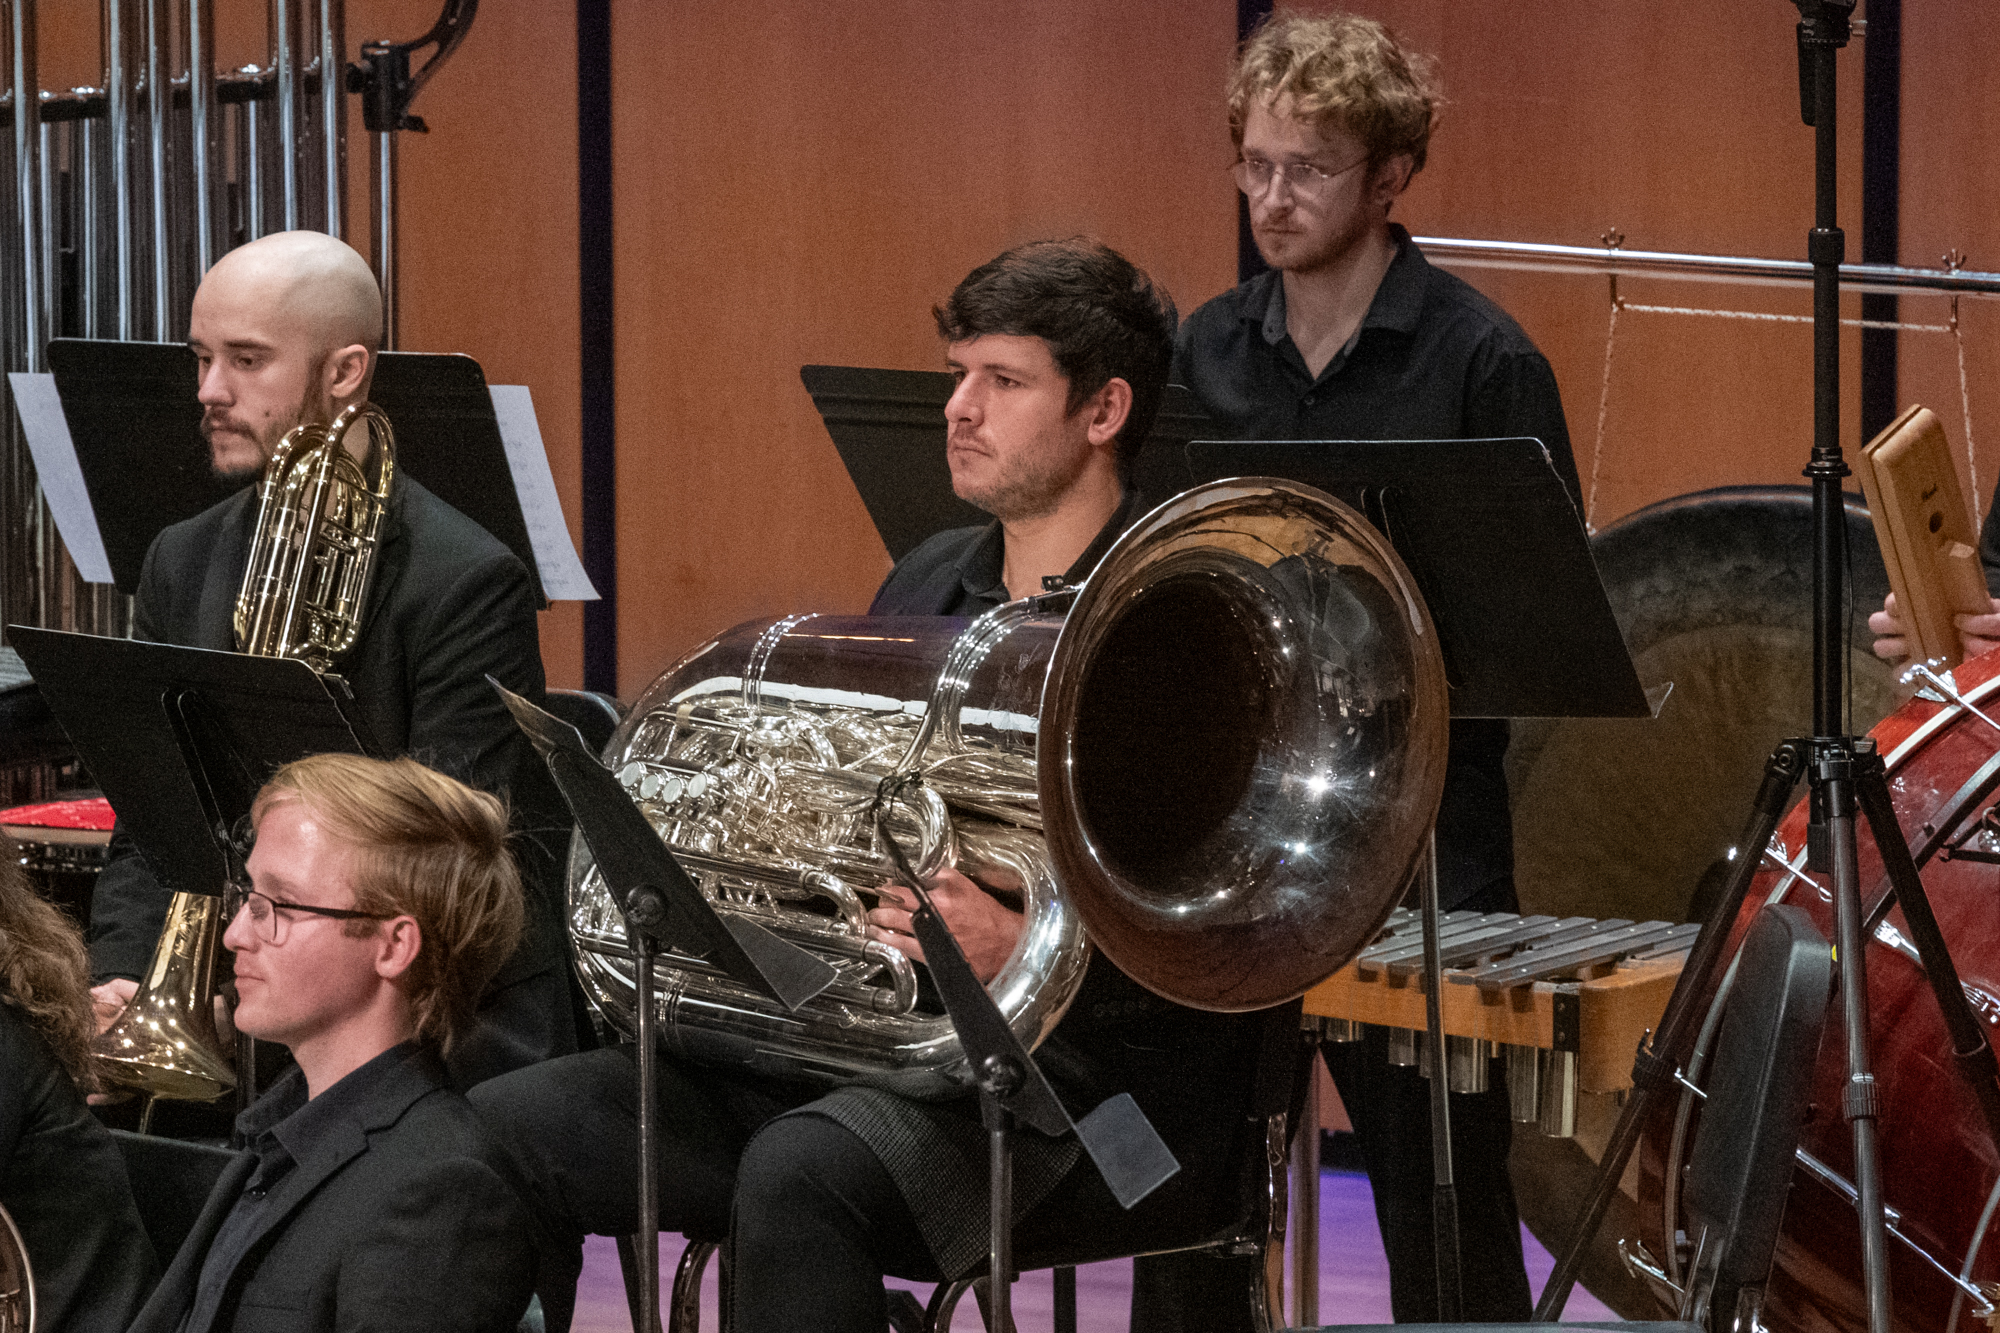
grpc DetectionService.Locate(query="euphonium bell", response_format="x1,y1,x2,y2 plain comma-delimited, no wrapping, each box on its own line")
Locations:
94,402,397,1102
92,890,236,1101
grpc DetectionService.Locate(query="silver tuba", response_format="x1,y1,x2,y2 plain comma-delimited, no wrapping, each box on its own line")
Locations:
570,480,1451,1096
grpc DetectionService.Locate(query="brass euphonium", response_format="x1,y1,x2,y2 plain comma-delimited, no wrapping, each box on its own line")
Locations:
95,404,397,1102
570,480,1451,1096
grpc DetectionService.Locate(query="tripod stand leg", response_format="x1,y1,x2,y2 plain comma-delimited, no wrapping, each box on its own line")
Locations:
1817,749,1894,1333
1417,835,1461,1321
1852,747,2000,1156
1533,739,1808,1321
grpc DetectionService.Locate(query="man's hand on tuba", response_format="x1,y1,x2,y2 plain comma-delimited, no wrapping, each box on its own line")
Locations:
866,867,1024,985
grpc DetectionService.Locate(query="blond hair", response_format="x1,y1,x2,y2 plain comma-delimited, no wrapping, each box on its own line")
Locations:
1228,11,1443,172
253,754,522,1052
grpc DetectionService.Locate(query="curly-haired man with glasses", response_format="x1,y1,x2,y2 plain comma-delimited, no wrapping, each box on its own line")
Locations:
129,754,538,1333
1156,10,1584,1328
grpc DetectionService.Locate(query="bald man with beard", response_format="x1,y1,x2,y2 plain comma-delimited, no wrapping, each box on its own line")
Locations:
87,231,577,1089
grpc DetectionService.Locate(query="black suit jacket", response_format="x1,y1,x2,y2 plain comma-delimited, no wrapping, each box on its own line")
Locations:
0,1004,157,1332
128,1047,537,1333
87,476,566,986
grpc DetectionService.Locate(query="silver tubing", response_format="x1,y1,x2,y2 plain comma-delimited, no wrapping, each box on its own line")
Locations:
317,0,340,236
143,0,165,338
185,0,213,273
274,0,296,229
1412,234,2000,301
9,0,40,371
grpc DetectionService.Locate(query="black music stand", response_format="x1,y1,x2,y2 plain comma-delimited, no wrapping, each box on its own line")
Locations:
1183,437,1649,1319
799,365,1215,561
8,626,385,1120
493,680,1179,1333
46,340,546,604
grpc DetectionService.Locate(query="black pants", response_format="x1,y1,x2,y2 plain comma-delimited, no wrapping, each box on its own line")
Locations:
472,1048,949,1333
1131,875,1533,1328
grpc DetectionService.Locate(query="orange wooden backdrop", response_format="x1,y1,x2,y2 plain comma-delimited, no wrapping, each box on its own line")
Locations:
32,2,2000,697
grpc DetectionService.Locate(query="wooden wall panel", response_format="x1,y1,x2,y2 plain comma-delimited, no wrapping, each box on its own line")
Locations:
1897,0,2000,533
607,1,1239,695
1338,1,1869,533
344,1,586,690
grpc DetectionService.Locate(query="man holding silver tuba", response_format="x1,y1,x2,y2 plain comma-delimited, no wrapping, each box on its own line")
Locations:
473,239,1294,1333
86,230,578,1088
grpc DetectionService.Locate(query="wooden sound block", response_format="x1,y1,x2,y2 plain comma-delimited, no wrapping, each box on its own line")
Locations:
1856,405,1991,669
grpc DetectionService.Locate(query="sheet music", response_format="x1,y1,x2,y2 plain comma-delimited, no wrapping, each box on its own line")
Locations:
6,372,114,584
487,385,599,601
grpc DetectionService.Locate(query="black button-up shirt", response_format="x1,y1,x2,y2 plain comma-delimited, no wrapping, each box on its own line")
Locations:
180,1041,423,1333
869,487,1152,618
1172,227,1580,908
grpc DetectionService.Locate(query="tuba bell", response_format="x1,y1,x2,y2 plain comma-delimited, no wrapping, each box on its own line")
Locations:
570,480,1451,1096
94,405,397,1102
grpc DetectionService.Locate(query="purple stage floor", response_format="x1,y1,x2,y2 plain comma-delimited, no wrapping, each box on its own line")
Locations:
568,1169,1623,1330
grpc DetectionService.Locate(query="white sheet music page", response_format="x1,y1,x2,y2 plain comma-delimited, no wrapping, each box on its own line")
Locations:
6,372,115,584
487,384,599,601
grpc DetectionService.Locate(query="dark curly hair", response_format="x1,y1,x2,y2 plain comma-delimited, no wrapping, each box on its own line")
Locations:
934,237,1177,475
0,837,99,1092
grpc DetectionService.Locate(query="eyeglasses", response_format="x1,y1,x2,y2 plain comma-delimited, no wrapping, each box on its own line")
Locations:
1231,154,1370,201
235,888,392,945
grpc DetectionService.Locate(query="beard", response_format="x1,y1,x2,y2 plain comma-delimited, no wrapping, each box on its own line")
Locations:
950,433,1089,523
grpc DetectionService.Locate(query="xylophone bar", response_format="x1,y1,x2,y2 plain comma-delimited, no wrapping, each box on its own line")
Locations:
1301,908,1688,1138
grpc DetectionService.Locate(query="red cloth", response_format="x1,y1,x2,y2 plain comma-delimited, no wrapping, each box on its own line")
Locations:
0,796,115,831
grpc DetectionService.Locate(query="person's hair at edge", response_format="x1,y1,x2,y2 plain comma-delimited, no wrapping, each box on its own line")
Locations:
933,237,1177,476
251,754,523,1054
0,840,99,1092
1227,10,1443,174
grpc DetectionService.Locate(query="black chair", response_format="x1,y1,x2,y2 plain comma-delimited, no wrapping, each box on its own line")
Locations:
108,1128,238,1268
542,688,624,756
654,1001,1316,1333
1281,902,1833,1333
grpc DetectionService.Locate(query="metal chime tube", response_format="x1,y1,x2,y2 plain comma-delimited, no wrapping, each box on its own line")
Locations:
274,0,296,229
10,0,41,371
373,125,392,345
317,0,340,236
143,0,166,338
105,0,137,337
185,0,214,273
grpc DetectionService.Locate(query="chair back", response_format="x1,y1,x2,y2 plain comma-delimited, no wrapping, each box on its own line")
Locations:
109,1129,239,1267
1681,904,1832,1328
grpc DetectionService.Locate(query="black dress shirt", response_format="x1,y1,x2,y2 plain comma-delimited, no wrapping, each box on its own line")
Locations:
868,488,1152,618
1173,227,1582,908
180,1042,421,1333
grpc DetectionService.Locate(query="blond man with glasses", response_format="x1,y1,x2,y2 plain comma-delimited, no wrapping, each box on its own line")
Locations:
129,754,538,1333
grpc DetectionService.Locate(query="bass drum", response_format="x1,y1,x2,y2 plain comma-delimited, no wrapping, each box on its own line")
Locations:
1636,647,2000,1333
1504,486,1899,1315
